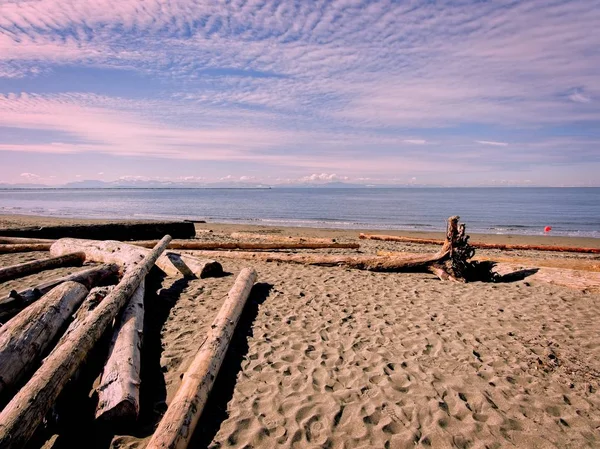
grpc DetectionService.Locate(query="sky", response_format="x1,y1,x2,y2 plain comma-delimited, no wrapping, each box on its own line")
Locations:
0,0,599,187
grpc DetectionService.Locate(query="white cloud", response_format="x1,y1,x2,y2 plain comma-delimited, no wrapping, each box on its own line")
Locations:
403,140,427,145
20,172,40,179
475,140,509,147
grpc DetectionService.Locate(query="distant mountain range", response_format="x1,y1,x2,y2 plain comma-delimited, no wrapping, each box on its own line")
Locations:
0,179,427,189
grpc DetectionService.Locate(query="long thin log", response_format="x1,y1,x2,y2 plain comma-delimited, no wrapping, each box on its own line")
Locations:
0,264,119,323
0,236,171,449
95,282,145,421
359,233,600,254
230,232,336,244
492,263,600,292
0,253,85,283
0,221,195,240
0,237,55,244
0,243,52,254
0,281,89,399
50,239,222,279
187,250,449,271
146,267,257,449
132,240,359,250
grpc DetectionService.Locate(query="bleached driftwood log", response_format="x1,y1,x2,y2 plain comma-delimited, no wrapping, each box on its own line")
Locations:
0,236,171,449
492,263,600,292
0,252,85,283
359,233,600,254
50,238,222,278
95,282,145,421
132,240,359,250
0,264,119,323
146,268,257,449
230,232,336,243
0,243,52,254
0,281,88,398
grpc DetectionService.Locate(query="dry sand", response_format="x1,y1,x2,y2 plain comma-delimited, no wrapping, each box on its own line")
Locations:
1,215,599,448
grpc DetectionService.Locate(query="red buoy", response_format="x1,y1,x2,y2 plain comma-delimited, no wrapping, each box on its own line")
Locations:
544,226,552,233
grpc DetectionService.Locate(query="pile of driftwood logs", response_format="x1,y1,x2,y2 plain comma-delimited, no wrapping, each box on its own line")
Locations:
3,216,595,449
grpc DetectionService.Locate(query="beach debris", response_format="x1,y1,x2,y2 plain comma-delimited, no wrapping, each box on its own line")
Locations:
360,233,600,254
492,263,600,292
191,217,477,281
230,232,336,244
132,240,358,250
0,237,55,244
0,236,171,449
96,282,145,421
0,243,53,254
0,252,85,283
50,238,222,278
0,264,119,323
0,221,195,241
544,226,552,233
146,267,258,449
0,281,89,400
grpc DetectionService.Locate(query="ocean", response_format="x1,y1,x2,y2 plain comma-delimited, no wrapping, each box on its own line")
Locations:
0,187,598,238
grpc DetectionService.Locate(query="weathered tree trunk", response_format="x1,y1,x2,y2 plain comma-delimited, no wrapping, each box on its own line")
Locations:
146,268,257,449
132,240,359,250
0,253,85,283
230,232,336,244
95,282,145,421
492,264,600,292
0,236,171,449
359,233,600,254
0,243,52,254
50,239,222,278
0,221,195,240
0,281,89,399
191,217,475,280
0,264,119,323
0,237,55,244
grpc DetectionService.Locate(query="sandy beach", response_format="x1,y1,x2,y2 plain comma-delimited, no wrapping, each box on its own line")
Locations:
1,215,599,448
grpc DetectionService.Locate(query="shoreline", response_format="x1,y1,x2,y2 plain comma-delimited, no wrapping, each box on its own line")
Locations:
1,213,599,248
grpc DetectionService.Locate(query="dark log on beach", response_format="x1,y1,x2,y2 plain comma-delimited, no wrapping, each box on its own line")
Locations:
359,233,600,254
0,282,88,399
0,253,85,283
0,221,195,241
50,239,222,279
0,237,171,449
146,268,257,449
0,264,119,323
132,240,359,250
95,282,145,421
230,232,336,244
0,243,52,254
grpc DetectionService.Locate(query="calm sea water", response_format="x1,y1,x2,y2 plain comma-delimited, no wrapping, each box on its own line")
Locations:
0,188,598,238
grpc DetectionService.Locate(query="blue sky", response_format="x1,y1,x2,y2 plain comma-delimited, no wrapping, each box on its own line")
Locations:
0,0,599,186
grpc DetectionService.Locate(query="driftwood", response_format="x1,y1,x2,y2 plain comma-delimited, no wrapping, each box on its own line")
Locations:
0,253,85,283
0,237,55,244
132,240,359,250
230,232,336,244
359,233,600,254
190,217,475,280
0,236,171,449
0,282,88,399
0,221,195,241
50,239,222,279
0,264,119,323
0,243,52,254
95,282,145,421
492,263,600,292
146,268,257,449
